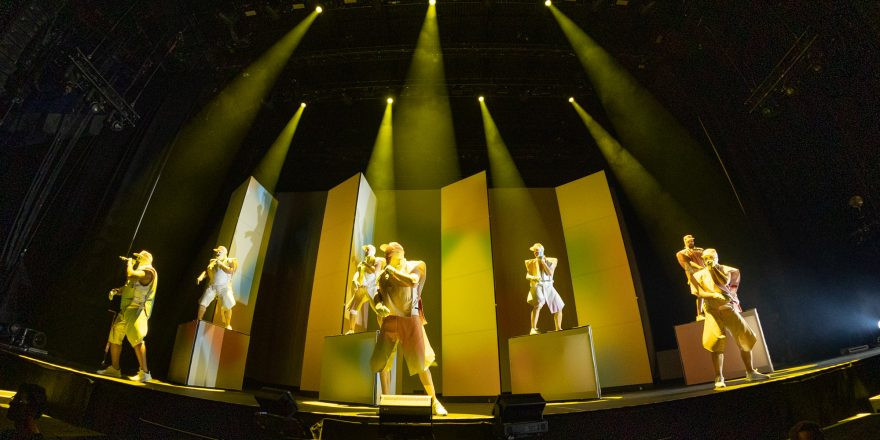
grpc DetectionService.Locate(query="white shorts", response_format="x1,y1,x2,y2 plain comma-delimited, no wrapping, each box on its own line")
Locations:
199,284,236,310
527,281,565,314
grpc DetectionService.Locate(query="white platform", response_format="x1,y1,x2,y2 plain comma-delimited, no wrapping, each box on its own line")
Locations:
167,320,249,390
674,308,773,385
508,326,601,401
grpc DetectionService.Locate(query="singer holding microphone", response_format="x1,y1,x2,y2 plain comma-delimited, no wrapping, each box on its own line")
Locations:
97,250,157,382
525,243,565,335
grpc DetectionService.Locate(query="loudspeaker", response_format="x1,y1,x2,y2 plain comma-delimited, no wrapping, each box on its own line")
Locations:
253,387,297,418
493,394,548,438
378,394,433,424
493,393,545,423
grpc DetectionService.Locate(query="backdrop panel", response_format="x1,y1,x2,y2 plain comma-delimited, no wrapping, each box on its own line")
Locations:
215,176,277,335
555,171,653,387
440,172,500,396
301,174,375,391
488,187,577,392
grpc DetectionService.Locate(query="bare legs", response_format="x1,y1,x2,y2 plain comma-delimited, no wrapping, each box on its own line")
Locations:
108,341,148,373
531,305,563,333
108,342,122,370
133,342,148,373
198,304,232,329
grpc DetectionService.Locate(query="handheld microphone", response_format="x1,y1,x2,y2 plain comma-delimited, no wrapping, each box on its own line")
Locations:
119,255,132,261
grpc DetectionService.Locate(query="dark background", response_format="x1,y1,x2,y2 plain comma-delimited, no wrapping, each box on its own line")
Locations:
1,0,878,385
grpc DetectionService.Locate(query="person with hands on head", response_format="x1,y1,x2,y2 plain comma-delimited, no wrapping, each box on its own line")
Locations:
691,248,769,388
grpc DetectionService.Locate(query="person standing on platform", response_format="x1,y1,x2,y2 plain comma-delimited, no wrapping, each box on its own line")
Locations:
196,245,238,330
691,248,769,388
525,243,565,335
369,242,447,416
676,234,706,321
345,244,385,335
98,250,157,382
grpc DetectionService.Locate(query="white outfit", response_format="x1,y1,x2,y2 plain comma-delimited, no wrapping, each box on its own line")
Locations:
198,260,235,310
525,257,565,314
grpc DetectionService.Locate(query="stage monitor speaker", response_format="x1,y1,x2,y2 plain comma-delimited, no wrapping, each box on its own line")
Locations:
493,393,545,423
378,394,433,424
253,387,297,418
493,393,548,438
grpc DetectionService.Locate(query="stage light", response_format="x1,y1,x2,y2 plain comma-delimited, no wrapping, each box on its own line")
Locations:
386,97,394,104
876,320,880,329
478,96,484,102
315,6,323,13
429,0,436,5
568,97,575,103
545,0,552,6
300,102,306,108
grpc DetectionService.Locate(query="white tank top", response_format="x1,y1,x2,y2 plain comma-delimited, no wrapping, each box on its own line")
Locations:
212,261,230,286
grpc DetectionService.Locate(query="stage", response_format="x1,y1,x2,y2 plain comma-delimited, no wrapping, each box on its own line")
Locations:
2,347,880,439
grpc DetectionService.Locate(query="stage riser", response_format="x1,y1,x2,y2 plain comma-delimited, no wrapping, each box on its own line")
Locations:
3,350,879,439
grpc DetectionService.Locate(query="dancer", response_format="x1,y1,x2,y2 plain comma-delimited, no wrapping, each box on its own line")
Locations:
369,242,447,416
692,248,769,388
196,245,238,330
526,243,564,335
98,250,157,382
676,234,706,321
345,244,385,335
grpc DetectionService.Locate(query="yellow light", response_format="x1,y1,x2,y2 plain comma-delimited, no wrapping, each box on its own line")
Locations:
300,102,307,108
568,97,575,103
544,0,551,6
429,0,436,5
478,96,484,102
315,6,323,13
387,97,394,104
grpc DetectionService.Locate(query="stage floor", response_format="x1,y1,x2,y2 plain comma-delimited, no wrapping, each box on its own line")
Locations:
0,348,880,439
4,346,879,422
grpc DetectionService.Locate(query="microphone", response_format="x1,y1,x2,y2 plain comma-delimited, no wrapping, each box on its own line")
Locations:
119,256,132,262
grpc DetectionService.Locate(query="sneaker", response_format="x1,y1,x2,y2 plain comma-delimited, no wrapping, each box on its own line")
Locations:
128,370,153,382
714,377,726,389
696,314,706,321
226,325,233,331
432,400,448,416
344,330,354,335
746,370,770,381
529,328,539,335
97,365,121,378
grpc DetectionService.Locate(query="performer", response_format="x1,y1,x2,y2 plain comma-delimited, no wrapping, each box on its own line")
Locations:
692,248,769,388
345,244,385,335
369,242,447,416
196,245,238,330
97,250,157,382
676,234,706,321
525,243,564,335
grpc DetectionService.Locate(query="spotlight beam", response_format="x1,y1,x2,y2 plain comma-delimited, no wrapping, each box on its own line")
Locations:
570,100,695,242
548,5,742,222
252,105,307,193
393,2,459,189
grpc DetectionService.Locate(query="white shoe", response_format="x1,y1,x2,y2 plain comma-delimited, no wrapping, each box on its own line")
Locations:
746,370,770,381
344,330,354,335
714,377,726,388
97,365,121,378
226,325,233,330
696,314,706,321
128,370,153,382
432,400,448,416
529,328,539,335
